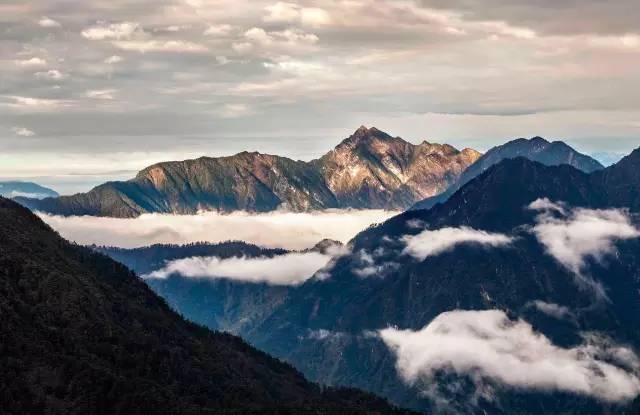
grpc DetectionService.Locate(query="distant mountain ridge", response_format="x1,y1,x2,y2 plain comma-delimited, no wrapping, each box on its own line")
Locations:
0,181,58,199
411,136,604,210
16,126,481,217
128,148,640,414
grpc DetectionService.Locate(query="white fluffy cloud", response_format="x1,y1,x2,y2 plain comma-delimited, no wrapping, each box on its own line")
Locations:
144,251,331,285
38,209,397,250
82,21,141,40
529,199,640,292
402,226,513,261
14,57,47,69
38,16,61,28
380,309,640,402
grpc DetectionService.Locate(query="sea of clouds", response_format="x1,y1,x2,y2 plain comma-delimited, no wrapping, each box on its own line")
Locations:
38,209,398,250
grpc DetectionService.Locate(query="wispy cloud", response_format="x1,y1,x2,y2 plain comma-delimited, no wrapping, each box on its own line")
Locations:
529,199,640,295
144,251,331,285
380,309,640,402
12,126,36,137
402,226,513,261
526,300,576,321
4,96,72,111
38,209,397,250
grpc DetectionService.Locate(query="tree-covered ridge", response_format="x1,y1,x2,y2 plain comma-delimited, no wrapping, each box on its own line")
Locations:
0,197,412,415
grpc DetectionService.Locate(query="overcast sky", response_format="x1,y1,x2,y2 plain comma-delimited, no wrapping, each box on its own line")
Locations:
1,0,639,193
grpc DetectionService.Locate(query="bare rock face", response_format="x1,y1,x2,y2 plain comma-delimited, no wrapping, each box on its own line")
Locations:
16,126,481,217
317,126,481,209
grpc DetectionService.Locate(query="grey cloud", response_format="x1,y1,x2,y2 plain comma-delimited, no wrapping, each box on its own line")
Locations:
1,0,639,180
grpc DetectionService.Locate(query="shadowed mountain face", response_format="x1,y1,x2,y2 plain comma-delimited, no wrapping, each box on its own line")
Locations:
243,154,640,414
412,136,604,210
125,151,640,414
96,242,293,335
15,126,480,217
0,181,59,199
0,197,414,415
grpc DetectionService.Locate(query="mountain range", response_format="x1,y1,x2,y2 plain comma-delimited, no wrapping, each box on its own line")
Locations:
16,126,481,216
0,181,59,199
16,129,605,218
0,196,414,414
105,148,640,414
411,136,604,210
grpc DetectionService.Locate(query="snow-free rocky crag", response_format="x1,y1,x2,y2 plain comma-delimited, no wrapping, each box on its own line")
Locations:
16,126,481,217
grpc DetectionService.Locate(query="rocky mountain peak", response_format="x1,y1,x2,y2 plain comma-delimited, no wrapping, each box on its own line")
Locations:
17,126,482,215
338,126,395,149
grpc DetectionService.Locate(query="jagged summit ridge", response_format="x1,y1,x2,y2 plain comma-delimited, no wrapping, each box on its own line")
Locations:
17,126,482,217
412,135,604,210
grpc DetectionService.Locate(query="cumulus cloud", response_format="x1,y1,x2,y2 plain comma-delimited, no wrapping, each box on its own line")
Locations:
38,209,397,250
402,226,513,261
144,251,330,285
529,199,640,293
380,309,640,403
82,21,141,40
38,16,61,28
14,57,47,69
4,0,640,184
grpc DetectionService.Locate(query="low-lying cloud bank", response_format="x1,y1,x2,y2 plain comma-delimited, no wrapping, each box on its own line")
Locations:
144,251,332,285
38,209,398,250
529,199,640,294
402,226,513,261
380,309,640,403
